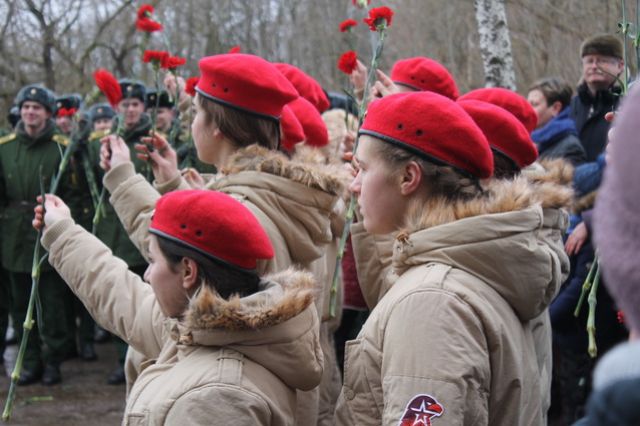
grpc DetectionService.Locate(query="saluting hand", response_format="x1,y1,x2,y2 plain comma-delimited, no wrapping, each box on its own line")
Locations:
137,132,179,184
371,69,400,100
33,194,72,231
100,134,130,172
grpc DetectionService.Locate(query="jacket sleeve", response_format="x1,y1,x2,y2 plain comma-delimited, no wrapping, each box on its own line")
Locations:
102,162,162,261
350,221,394,310
380,290,490,426
164,385,272,425
42,218,165,358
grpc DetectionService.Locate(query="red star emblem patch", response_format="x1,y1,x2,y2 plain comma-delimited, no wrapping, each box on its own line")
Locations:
397,394,444,426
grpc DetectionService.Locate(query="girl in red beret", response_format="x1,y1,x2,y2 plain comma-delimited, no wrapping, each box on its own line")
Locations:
34,189,322,425
335,92,563,425
99,53,345,423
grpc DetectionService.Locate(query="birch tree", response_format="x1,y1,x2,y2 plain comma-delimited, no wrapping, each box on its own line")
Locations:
474,0,516,90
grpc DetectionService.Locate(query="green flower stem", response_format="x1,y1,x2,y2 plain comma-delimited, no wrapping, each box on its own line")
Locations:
574,254,598,317
587,260,601,358
168,70,182,147
2,171,49,421
622,0,630,95
329,27,388,319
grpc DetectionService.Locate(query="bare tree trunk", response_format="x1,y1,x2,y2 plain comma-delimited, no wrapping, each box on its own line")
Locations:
474,0,516,90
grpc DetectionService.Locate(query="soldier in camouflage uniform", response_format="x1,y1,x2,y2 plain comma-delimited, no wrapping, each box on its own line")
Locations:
86,79,151,384
0,84,77,385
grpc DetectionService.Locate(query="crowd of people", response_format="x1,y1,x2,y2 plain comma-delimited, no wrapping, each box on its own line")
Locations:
1,29,639,425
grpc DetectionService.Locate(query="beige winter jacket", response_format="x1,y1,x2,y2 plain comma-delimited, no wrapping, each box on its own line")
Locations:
336,177,565,426
41,218,323,426
102,145,343,424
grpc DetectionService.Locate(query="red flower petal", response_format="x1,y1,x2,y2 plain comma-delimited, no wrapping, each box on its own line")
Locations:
143,50,170,65
339,19,358,32
363,6,394,31
185,76,199,97
338,50,358,75
93,69,122,108
162,55,186,70
137,4,154,20
136,17,163,33
228,46,241,54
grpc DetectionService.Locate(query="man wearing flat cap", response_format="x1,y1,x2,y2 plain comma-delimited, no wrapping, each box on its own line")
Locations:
570,34,624,161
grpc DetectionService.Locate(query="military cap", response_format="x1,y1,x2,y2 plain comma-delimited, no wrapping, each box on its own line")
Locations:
55,93,83,113
145,89,174,109
15,84,56,112
118,79,147,102
88,103,116,122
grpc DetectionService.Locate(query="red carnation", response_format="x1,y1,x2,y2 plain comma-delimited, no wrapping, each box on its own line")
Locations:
351,0,371,8
363,6,394,31
137,4,154,20
93,68,122,108
339,19,358,32
56,107,77,118
338,50,358,75
162,55,186,70
136,17,163,33
143,49,170,65
185,76,199,97
228,46,241,54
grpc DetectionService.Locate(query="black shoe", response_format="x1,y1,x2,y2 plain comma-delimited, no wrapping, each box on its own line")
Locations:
42,364,62,386
94,327,110,344
17,368,43,386
107,365,125,385
80,343,98,361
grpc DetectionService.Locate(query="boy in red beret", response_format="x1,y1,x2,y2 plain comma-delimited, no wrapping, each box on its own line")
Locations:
34,189,323,425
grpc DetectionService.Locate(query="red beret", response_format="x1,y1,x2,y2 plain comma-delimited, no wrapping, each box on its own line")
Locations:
150,190,274,270
287,97,329,148
275,63,330,113
458,88,538,133
196,54,299,120
360,92,493,178
280,105,305,151
390,57,459,100
458,100,538,169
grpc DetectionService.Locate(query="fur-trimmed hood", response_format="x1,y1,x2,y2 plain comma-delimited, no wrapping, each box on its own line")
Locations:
212,145,344,264
167,268,323,390
392,176,563,321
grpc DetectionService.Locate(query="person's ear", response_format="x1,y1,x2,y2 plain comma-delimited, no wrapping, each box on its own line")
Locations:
399,161,423,196
181,258,199,291
551,100,563,116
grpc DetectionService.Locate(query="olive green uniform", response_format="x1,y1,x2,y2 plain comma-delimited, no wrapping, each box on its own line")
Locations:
0,120,76,372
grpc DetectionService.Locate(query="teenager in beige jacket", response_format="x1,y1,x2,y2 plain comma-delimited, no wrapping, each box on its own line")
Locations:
335,92,559,425
99,54,342,424
33,189,323,425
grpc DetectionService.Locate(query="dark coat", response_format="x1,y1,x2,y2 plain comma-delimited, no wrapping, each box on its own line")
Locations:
573,377,640,426
569,83,620,162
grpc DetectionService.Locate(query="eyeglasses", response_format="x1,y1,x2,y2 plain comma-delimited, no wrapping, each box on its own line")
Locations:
582,56,621,66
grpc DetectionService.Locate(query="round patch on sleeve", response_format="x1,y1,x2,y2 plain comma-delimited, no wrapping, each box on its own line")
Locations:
397,394,444,426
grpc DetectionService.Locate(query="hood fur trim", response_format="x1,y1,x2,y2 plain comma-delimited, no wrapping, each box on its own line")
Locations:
400,176,537,236
573,190,597,214
183,268,315,331
221,145,344,196
523,158,575,210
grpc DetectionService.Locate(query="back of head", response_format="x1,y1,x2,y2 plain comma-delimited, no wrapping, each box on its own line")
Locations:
195,54,300,151
459,87,538,133
458,99,538,179
390,57,459,100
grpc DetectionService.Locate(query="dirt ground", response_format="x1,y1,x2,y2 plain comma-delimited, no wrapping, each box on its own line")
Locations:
1,341,125,425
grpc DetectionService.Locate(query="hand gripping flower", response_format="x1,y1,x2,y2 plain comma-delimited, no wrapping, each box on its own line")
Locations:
329,5,395,318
